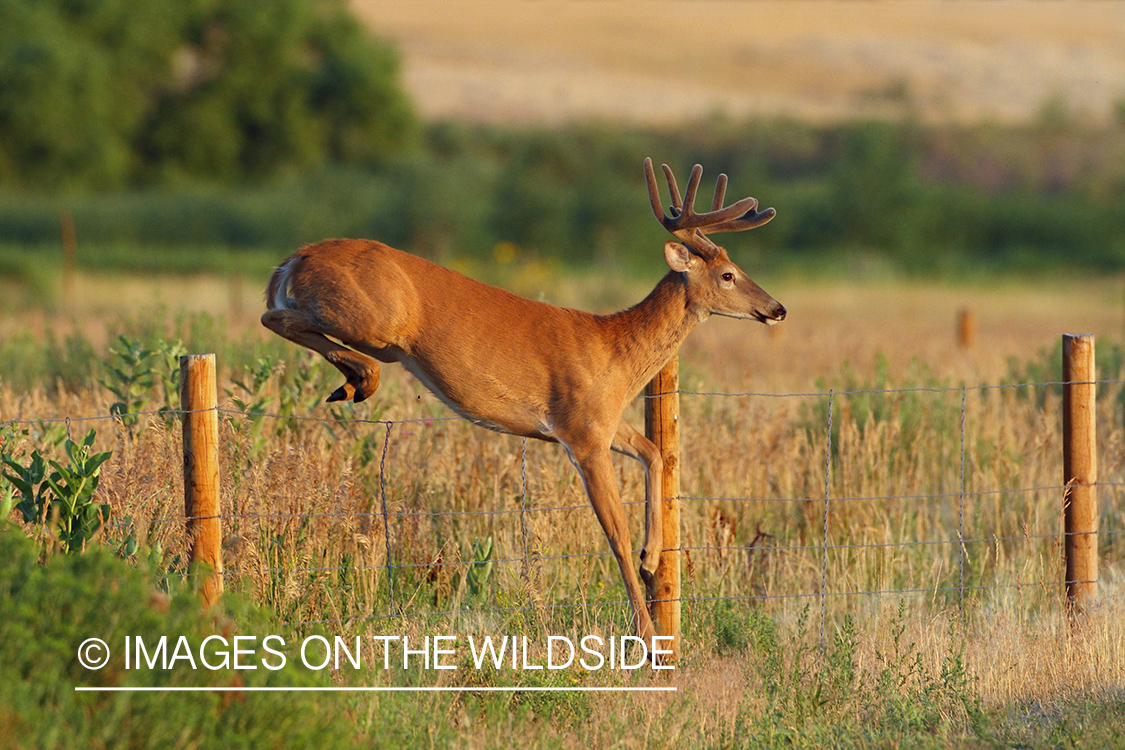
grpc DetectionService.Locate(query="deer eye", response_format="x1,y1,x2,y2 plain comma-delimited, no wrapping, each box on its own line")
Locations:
721,272,735,283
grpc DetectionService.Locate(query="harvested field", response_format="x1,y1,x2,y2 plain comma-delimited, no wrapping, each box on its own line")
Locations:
355,0,1125,125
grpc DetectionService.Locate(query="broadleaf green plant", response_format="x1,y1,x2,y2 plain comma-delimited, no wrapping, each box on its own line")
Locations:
1,429,112,553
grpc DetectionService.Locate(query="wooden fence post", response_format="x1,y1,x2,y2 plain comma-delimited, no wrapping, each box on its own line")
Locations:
1062,334,1097,615
957,308,976,349
180,353,224,608
644,357,681,661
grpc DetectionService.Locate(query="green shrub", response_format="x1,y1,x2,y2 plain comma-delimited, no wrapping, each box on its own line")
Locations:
0,526,370,749
808,353,959,467
0,0,414,190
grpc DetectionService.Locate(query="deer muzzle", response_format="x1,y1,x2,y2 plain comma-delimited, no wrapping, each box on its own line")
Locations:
756,300,786,326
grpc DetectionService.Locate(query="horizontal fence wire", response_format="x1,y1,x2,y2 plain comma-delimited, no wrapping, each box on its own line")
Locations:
677,378,1124,399
241,528,1125,577
3,376,1123,429
99,480,1125,528
2,376,1122,630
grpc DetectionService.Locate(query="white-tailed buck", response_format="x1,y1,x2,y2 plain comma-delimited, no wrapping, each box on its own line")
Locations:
262,159,785,645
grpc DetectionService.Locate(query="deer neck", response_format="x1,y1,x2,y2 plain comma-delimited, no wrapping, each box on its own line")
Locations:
606,271,703,392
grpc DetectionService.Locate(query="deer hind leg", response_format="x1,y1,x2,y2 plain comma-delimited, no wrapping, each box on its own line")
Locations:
261,309,381,403
612,421,664,593
566,443,657,643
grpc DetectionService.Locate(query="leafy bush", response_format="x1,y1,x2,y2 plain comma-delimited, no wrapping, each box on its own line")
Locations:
0,329,97,393
0,0,414,189
1004,337,1125,411
808,353,959,467
99,334,185,432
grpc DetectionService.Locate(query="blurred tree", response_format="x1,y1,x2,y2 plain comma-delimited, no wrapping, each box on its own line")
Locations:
0,0,414,190
826,122,923,251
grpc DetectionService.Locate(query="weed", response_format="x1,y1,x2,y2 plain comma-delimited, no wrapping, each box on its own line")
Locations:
466,536,495,599
225,356,280,460
99,334,184,434
1,429,112,553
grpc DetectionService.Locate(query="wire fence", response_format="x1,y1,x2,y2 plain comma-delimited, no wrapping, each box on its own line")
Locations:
3,372,1123,641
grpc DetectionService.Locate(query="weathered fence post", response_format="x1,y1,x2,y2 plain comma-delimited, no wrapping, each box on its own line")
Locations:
644,357,681,661
1062,334,1097,616
180,353,224,609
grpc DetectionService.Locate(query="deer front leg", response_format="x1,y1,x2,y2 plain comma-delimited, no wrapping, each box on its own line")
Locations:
569,445,657,644
612,421,664,593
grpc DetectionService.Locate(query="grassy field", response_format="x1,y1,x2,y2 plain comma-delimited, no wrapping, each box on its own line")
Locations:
6,261,1124,386
357,0,1125,126
2,263,1124,746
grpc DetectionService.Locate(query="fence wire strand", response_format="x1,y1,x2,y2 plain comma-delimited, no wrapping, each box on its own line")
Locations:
103,477,1125,531
5,376,1123,429
239,528,1125,577
285,576,1117,629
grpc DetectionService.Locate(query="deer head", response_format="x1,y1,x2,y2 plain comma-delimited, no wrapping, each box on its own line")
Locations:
644,158,785,325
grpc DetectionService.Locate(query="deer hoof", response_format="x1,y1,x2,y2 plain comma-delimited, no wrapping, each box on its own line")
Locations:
352,371,380,403
640,547,662,597
639,560,656,591
326,383,355,403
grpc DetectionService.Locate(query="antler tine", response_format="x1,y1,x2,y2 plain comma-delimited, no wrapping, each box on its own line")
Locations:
644,157,666,223
645,157,685,222
705,170,775,231
675,194,761,229
660,163,683,214
681,164,704,219
711,173,728,212
704,205,777,233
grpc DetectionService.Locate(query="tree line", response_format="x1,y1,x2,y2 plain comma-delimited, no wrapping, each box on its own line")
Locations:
3,118,1123,273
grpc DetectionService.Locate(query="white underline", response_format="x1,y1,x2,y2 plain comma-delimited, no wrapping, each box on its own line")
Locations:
75,686,677,693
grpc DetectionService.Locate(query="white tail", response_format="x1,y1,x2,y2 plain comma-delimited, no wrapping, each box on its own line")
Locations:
262,159,785,645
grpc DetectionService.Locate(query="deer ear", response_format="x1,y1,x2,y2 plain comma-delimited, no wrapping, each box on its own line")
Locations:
664,241,697,273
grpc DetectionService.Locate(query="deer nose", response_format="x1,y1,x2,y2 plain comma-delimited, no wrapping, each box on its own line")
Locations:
771,302,787,321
